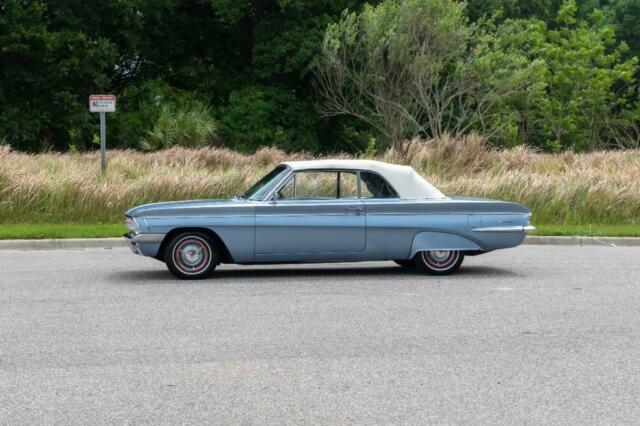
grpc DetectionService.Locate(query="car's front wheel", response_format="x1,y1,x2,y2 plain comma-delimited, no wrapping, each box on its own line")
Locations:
415,250,464,275
164,232,219,279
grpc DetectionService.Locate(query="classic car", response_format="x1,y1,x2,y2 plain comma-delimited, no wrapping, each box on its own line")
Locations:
124,160,534,279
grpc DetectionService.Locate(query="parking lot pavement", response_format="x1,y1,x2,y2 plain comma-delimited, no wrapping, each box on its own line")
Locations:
1,245,640,424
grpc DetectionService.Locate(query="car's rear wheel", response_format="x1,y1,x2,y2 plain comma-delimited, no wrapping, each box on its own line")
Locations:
415,250,464,275
165,232,219,279
394,259,415,268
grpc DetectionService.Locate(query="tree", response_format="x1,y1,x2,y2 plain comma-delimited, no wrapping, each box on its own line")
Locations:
466,0,558,22
0,0,117,151
2,0,638,152
210,0,373,152
315,0,542,149
495,0,639,149
0,0,373,152
604,0,640,59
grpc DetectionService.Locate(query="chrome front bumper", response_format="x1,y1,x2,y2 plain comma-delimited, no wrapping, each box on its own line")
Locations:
124,233,165,255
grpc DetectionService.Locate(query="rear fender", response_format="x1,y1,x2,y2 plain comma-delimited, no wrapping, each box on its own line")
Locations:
409,231,482,258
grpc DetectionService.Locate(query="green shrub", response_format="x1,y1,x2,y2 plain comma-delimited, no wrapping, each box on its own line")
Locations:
141,102,218,151
219,85,319,152
110,80,208,150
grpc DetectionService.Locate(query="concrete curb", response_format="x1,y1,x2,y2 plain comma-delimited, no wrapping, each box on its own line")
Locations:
523,235,640,247
0,235,639,251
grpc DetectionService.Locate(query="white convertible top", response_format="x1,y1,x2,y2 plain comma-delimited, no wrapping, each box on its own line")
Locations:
281,159,446,199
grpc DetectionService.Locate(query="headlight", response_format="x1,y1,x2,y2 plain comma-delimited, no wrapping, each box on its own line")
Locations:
125,216,139,233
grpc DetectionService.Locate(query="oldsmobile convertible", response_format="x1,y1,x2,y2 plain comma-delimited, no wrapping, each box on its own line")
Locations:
125,160,534,279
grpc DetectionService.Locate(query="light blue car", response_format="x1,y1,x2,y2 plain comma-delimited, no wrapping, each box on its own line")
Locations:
125,160,534,279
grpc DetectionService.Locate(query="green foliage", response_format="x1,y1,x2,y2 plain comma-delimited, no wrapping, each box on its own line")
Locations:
0,0,117,151
219,85,318,152
317,0,543,148
318,0,470,146
604,0,640,58
466,0,557,21
0,0,373,153
0,0,639,152
494,0,639,149
110,79,205,150
141,102,218,151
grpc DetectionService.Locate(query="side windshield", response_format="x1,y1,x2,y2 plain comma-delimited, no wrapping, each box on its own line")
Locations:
244,166,290,200
360,172,398,198
275,171,360,200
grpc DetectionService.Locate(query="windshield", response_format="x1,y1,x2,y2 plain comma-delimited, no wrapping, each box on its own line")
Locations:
241,165,290,200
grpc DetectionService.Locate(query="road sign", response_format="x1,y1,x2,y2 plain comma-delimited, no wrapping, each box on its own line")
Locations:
89,95,116,113
89,95,116,172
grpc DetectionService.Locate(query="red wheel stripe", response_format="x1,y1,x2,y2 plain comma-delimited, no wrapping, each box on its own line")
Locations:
172,237,211,275
423,251,459,270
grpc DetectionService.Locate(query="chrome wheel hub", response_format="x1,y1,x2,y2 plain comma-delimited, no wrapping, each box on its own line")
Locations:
430,251,450,262
421,250,459,271
181,244,203,266
172,236,212,275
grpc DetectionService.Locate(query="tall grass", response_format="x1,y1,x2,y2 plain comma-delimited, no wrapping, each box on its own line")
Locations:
1,135,639,225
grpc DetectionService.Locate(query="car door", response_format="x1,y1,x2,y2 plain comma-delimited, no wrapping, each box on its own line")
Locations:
254,170,365,261
358,171,417,260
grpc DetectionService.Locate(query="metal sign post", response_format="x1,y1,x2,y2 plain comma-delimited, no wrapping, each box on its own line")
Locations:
99,111,107,172
89,95,116,172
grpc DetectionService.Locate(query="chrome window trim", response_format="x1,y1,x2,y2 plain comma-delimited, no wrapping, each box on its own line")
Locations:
263,168,295,201
247,165,292,201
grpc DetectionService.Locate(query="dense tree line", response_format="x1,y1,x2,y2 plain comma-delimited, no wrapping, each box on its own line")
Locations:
1,0,639,153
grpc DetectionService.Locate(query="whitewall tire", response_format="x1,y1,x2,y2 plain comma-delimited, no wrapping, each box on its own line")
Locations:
415,250,464,275
164,232,219,279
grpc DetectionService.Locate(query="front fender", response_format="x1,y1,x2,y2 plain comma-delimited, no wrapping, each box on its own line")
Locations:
409,231,482,258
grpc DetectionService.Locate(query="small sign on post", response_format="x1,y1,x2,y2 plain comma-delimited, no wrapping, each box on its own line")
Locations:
89,95,116,172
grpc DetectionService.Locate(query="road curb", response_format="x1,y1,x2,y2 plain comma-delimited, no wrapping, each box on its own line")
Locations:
524,236,640,246
0,235,639,251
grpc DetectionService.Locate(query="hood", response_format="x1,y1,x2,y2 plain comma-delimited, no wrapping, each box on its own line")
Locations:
125,198,249,218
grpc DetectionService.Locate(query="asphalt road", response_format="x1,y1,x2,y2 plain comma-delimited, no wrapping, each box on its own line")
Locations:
1,246,640,425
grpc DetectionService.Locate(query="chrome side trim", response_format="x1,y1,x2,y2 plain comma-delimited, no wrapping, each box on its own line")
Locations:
472,226,534,233
141,214,255,219
364,212,529,216
127,233,166,243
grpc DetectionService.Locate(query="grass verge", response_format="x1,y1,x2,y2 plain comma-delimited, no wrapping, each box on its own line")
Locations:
1,223,638,240
0,224,126,240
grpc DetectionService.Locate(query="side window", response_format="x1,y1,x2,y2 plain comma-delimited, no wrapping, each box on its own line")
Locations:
360,172,398,198
338,172,358,199
295,172,337,199
276,176,295,200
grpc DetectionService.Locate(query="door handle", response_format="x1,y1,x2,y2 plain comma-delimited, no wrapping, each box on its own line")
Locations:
345,207,363,215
